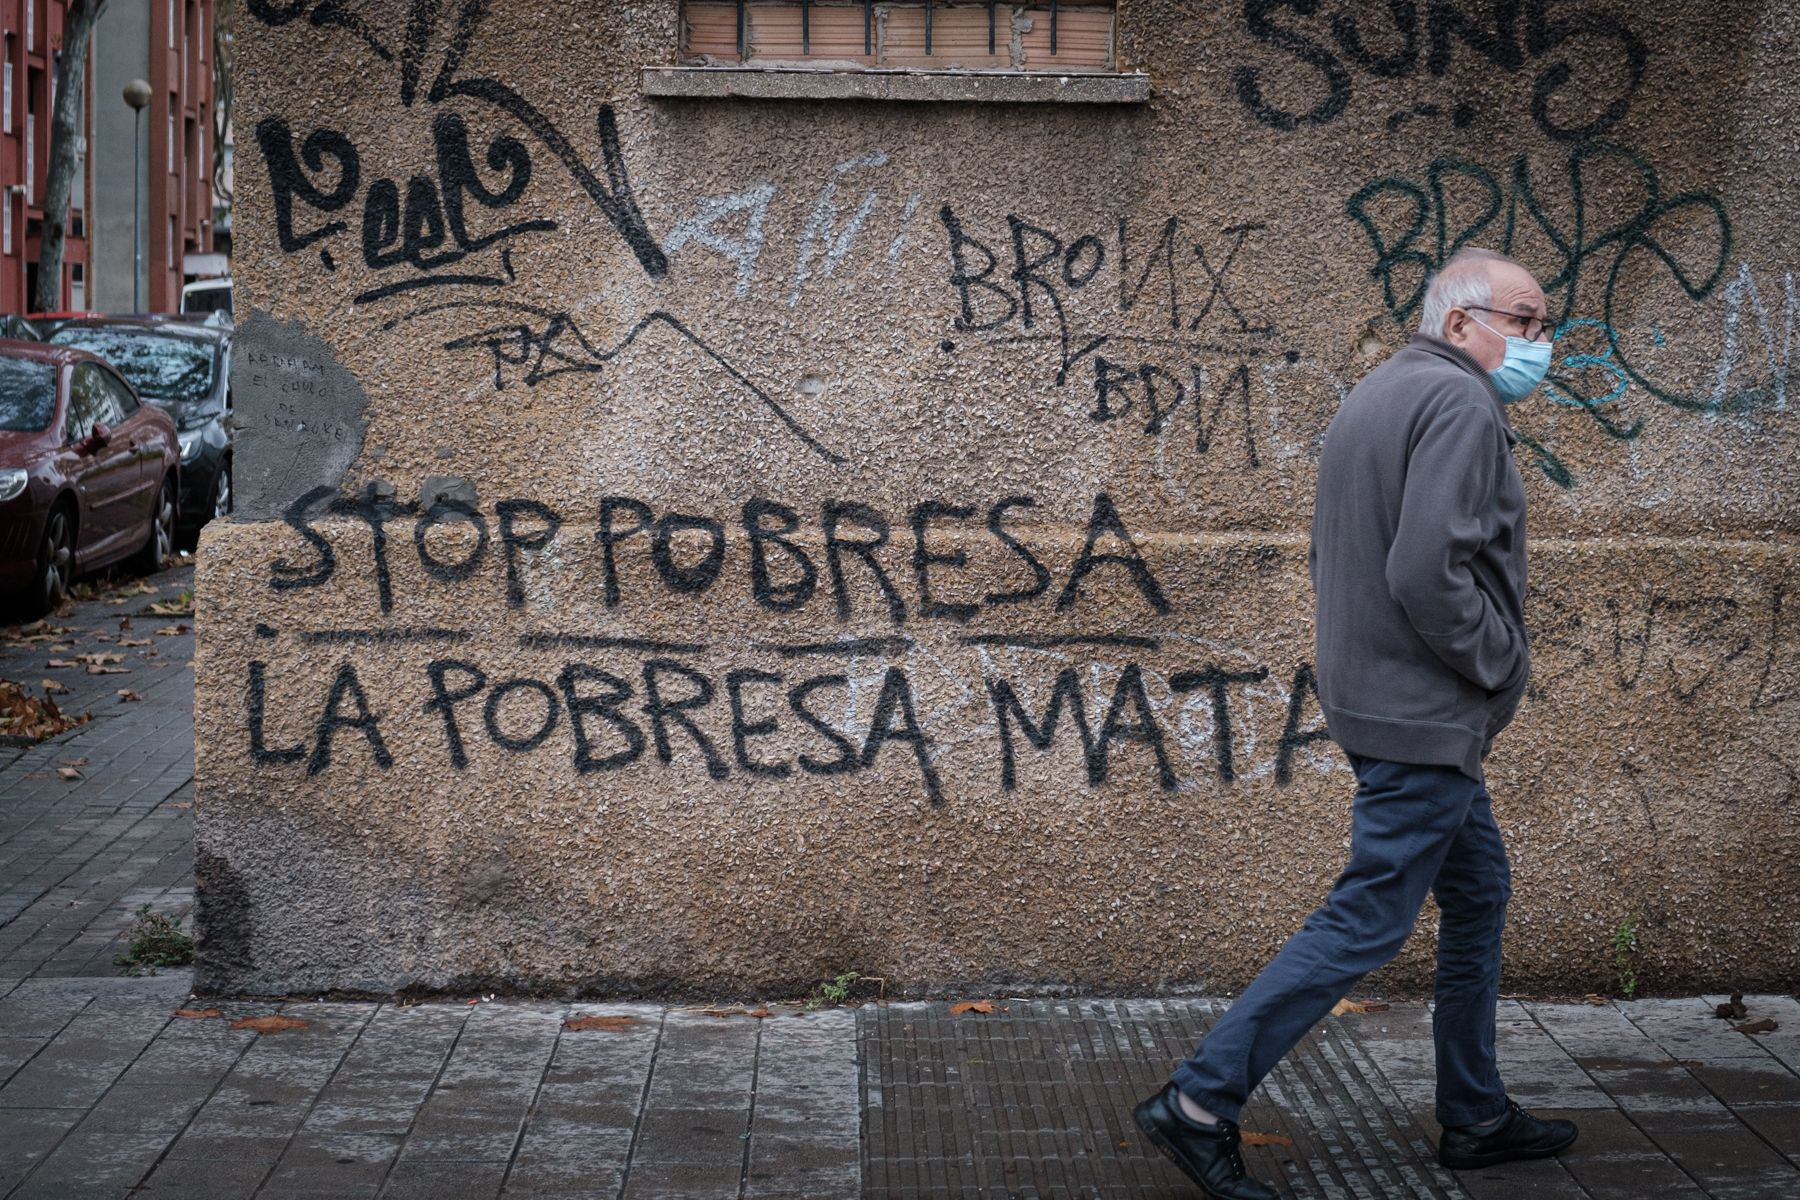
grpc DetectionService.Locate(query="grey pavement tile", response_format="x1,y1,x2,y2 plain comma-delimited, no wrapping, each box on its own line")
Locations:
0,1035,47,1085
256,1130,404,1199
744,1131,859,1199
6,1082,208,1199
378,1157,509,1200
1577,1057,1736,1113
117,1017,257,1089
1629,1109,1800,1198
0,985,92,1037
131,1157,270,1199
1619,997,1785,1060
501,1116,635,1195
399,1104,532,1162
0,1020,168,1109
1732,1101,1800,1164
0,1106,88,1194
1446,1156,1590,1199
1685,1054,1800,1106
1548,1106,1713,1200
619,1157,747,1200
630,1104,753,1166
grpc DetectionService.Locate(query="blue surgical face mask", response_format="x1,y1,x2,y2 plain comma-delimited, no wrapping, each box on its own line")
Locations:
1471,316,1552,402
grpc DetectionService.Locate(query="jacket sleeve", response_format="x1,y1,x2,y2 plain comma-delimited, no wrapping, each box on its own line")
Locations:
1384,401,1527,692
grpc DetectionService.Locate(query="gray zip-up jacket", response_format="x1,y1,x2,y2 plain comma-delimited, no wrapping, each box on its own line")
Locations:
1309,334,1530,780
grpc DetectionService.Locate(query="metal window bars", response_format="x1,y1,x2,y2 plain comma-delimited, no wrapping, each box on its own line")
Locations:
729,1,1065,62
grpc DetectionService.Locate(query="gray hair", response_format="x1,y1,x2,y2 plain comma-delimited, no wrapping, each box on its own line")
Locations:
1416,248,1524,337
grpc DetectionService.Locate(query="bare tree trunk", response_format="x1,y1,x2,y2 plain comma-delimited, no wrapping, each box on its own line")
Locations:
35,0,107,314
213,0,233,212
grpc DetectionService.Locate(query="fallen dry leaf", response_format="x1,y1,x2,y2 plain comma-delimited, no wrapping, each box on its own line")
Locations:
748,1007,773,1019
145,599,195,617
154,623,190,637
174,1008,223,1019
0,680,91,742
1714,992,1748,1020
46,658,78,669
1330,999,1390,1016
55,766,82,780
86,665,130,676
1240,1130,1295,1149
563,1014,640,1032
1734,1018,1779,1035
41,679,68,694
949,1001,997,1015
1582,994,1610,1006
229,1014,309,1034
116,690,143,702
77,652,123,666
119,617,133,631
60,757,88,766
117,638,151,647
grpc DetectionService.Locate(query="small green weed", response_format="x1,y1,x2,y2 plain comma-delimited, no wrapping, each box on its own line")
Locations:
807,971,862,1009
1610,915,1639,1000
114,904,195,976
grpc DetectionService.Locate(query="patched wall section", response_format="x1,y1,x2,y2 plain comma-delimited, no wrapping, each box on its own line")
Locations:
197,1,1800,996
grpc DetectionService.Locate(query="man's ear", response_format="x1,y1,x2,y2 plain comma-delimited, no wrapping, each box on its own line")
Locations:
1442,307,1468,345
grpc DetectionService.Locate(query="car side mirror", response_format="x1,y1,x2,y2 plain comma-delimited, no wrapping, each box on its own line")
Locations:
81,421,111,452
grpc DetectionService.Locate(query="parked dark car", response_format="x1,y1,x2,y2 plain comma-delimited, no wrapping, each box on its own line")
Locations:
46,317,232,539
0,340,180,616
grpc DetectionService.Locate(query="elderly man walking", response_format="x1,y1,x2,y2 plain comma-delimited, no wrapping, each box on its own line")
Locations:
1133,248,1579,1199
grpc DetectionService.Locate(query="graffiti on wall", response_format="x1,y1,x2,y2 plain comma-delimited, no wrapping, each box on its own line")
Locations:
1233,0,1648,142
242,488,1342,800
230,4,1798,822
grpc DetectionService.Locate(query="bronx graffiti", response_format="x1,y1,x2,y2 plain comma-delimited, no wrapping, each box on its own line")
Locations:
939,208,1288,465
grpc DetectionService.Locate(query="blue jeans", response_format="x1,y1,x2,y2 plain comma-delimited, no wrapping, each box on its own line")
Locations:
1172,756,1512,1128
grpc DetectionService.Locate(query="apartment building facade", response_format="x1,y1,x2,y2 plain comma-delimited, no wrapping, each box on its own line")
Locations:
0,0,93,313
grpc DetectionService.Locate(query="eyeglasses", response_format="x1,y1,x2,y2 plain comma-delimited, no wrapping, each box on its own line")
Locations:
1464,306,1549,343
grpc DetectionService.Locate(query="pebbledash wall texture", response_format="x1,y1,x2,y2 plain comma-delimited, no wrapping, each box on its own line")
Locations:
196,0,1798,997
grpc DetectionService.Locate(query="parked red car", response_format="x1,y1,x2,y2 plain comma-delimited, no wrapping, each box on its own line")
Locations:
0,339,180,616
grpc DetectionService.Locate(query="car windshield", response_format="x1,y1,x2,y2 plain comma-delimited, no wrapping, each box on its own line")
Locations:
48,327,215,404
0,357,57,431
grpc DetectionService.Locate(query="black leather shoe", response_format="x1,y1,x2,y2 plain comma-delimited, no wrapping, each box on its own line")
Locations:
1438,1099,1578,1169
1132,1083,1279,1199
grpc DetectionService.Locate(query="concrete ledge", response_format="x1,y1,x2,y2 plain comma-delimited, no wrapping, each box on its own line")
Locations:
640,65,1150,104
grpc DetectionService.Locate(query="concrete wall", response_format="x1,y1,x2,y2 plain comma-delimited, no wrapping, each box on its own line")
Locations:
197,1,1800,997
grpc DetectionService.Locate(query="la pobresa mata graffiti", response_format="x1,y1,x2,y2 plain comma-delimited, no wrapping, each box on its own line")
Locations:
244,488,1342,801
244,485,1797,809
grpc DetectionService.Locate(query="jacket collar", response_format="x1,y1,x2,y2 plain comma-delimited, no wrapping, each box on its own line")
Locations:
1407,332,1518,444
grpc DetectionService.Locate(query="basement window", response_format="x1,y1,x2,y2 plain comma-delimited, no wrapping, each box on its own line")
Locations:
650,1,1144,102
685,1,1117,70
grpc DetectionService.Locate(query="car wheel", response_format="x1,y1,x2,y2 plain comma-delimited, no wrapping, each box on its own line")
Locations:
210,458,232,521
30,505,75,618
135,475,175,573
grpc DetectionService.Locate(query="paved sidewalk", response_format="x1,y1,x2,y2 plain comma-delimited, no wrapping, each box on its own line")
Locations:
2,576,1799,1199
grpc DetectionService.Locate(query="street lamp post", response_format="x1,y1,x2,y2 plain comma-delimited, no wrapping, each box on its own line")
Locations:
122,79,151,313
